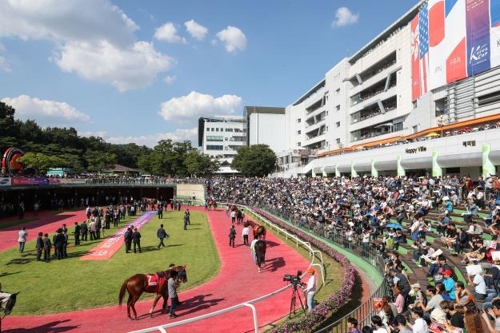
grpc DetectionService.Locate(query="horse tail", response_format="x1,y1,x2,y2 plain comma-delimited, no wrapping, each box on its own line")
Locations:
118,279,128,306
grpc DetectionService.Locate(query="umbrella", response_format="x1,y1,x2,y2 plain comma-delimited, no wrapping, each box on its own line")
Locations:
426,132,440,137
386,223,403,229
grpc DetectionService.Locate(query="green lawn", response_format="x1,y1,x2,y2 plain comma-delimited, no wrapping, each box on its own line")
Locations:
0,211,220,315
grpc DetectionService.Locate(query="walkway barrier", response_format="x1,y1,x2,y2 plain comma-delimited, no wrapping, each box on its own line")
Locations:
129,204,388,333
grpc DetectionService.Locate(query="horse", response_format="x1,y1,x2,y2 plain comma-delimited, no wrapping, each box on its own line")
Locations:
118,265,187,319
253,225,266,240
254,240,267,273
206,199,217,211
0,291,19,333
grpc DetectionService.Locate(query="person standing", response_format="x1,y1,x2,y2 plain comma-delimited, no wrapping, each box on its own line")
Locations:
80,220,88,241
88,218,96,240
42,233,52,262
185,209,190,225
62,229,68,258
229,225,236,247
124,227,133,253
35,232,43,261
18,227,28,253
242,224,250,246
303,267,317,312
53,229,65,260
250,238,259,264
33,201,40,217
74,222,81,246
183,213,189,230
132,227,142,253
157,224,169,249
168,270,180,318
158,203,163,219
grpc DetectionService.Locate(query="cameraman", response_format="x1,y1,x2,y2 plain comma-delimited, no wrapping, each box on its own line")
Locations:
303,267,317,312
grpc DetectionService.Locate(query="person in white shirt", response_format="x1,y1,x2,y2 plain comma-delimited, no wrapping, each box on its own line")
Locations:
409,307,428,333
303,267,317,312
242,225,250,246
18,227,28,253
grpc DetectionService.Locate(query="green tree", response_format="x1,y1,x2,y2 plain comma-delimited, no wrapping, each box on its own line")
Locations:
17,152,67,175
184,150,220,176
84,149,117,173
231,144,276,177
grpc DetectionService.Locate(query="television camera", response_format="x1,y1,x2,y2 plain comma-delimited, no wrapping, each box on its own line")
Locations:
283,270,305,288
283,270,305,316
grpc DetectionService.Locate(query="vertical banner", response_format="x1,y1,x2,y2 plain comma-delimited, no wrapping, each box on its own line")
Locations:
335,165,340,178
466,0,491,75
432,150,442,177
482,144,496,176
397,155,405,177
428,0,467,90
351,161,358,178
419,5,430,95
371,159,378,178
490,0,500,67
411,15,422,101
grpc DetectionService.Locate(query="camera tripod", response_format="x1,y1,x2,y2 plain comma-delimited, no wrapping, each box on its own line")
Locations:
289,284,305,318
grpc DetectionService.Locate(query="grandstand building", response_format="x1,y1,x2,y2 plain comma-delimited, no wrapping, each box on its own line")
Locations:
279,0,500,179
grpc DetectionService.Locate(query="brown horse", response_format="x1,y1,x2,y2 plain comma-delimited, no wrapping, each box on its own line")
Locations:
118,265,187,319
253,225,266,240
206,199,217,211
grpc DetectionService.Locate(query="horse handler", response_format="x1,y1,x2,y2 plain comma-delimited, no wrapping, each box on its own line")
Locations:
250,238,258,264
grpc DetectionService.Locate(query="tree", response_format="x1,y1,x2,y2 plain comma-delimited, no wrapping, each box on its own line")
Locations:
231,144,277,177
84,149,117,173
184,150,220,176
17,152,67,175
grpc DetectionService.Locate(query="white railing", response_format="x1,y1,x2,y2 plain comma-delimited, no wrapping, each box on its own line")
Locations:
128,206,323,333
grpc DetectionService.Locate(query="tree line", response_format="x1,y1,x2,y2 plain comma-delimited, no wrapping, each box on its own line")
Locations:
0,101,277,177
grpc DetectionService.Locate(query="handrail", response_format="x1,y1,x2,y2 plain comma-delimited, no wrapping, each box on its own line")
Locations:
129,206,319,333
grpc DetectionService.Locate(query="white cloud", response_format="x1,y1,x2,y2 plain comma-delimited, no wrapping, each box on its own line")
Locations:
184,20,208,41
0,0,174,91
0,57,10,73
1,95,91,127
154,22,187,44
216,26,247,53
332,7,359,27
158,91,242,123
84,127,198,148
53,40,175,92
163,75,177,85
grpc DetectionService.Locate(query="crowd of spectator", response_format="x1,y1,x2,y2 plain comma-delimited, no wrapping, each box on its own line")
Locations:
207,174,500,333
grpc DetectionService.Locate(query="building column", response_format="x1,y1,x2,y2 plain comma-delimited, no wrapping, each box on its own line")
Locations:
397,155,405,177
482,144,497,176
371,158,378,178
432,150,442,178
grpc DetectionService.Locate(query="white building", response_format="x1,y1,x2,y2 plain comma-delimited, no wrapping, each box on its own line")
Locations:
280,0,500,179
198,116,247,174
244,106,286,152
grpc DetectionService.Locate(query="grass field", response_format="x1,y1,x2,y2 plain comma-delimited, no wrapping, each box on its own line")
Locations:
0,210,220,315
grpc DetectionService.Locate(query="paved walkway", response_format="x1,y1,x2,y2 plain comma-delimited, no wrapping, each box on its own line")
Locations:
2,208,313,333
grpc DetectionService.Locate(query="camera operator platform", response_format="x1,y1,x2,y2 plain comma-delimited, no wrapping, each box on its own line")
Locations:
283,270,305,317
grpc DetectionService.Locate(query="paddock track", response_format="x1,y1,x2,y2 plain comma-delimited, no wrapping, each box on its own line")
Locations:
1,207,313,333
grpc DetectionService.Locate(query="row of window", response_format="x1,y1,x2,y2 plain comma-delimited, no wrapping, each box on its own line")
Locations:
206,128,246,133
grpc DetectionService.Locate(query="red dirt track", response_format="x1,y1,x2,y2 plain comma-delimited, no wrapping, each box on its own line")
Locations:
1,207,312,333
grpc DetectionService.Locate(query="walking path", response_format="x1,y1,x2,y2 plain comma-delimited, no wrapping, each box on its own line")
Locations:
1,207,313,333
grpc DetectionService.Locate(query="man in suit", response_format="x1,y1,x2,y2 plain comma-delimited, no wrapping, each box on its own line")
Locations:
74,222,81,246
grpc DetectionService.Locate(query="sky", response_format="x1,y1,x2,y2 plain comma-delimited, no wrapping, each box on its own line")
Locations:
0,0,420,148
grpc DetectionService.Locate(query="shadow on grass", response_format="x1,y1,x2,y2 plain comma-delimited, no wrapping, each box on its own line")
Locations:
0,271,21,278
3,319,78,333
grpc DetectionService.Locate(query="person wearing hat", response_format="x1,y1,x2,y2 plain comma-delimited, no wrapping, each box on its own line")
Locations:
408,283,426,310
302,267,317,312
442,269,456,301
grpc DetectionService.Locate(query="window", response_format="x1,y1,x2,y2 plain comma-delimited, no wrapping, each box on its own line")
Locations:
336,88,340,95
297,118,301,123
336,105,340,111
206,145,223,151
336,122,340,128
336,138,341,144
297,142,301,147
206,136,223,142
297,130,301,135
216,128,219,132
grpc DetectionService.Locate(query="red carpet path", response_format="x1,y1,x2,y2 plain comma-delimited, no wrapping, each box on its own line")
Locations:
1,208,313,333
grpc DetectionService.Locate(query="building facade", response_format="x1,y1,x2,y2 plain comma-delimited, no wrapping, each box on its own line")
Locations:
198,116,247,174
279,0,500,179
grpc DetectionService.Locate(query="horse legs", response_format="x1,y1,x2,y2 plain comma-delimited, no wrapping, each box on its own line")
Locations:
149,294,162,317
127,294,140,320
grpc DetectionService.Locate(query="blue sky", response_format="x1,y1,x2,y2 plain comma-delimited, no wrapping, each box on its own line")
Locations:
0,0,419,148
